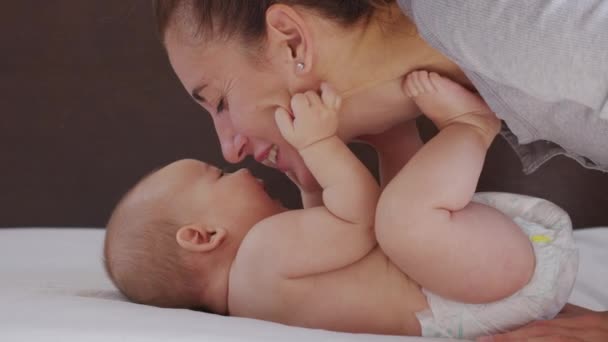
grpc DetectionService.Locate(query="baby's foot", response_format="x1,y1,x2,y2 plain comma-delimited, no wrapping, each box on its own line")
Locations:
404,71,500,146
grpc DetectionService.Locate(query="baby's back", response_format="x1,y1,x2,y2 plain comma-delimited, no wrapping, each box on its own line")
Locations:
228,247,428,336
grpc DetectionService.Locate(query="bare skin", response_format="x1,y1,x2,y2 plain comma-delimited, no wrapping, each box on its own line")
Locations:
164,3,466,193
376,71,535,303
228,84,428,335
484,304,608,342
161,3,603,338
113,76,539,337
228,76,534,334
230,246,427,335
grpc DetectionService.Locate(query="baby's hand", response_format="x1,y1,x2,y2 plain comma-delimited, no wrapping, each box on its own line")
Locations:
275,83,341,151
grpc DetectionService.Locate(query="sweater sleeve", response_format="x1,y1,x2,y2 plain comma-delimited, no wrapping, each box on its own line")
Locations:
408,0,608,119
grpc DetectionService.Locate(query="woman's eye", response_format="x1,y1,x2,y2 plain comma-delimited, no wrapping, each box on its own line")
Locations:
216,98,226,113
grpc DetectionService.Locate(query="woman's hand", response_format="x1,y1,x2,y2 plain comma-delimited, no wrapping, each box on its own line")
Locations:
480,304,608,342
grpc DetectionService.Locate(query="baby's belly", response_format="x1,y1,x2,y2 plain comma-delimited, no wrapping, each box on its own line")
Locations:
262,249,428,336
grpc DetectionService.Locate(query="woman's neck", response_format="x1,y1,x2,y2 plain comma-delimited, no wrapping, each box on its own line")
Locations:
315,4,470,139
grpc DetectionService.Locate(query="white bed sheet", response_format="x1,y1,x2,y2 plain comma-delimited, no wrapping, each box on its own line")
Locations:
0,228,606,342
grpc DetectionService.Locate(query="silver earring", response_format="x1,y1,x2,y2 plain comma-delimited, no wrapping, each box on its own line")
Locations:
296,62,305,71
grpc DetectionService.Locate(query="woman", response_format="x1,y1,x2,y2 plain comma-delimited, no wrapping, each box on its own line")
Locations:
153,0,607,340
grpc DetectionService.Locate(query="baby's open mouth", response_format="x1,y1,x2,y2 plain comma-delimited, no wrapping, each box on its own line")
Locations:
262,144,279,167
255,177,267,190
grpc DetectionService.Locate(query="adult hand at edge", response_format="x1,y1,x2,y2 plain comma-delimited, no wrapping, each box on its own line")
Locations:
478,304,608,342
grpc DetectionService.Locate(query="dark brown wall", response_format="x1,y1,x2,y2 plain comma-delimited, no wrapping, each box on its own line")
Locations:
1,1,607,228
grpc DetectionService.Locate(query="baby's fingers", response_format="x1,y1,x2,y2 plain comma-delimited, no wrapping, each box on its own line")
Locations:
321,83,341,111
275,108,295,141
304,90,323,108
291,93,310,118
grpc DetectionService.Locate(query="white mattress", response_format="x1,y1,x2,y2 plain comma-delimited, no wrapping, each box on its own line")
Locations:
0,228,606,342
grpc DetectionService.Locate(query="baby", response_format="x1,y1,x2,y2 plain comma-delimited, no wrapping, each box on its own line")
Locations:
104,73,577,339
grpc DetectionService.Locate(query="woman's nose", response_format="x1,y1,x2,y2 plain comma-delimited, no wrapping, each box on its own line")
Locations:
221,134,248,164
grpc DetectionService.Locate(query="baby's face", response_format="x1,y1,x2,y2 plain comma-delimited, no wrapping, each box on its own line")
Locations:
144,159,285,237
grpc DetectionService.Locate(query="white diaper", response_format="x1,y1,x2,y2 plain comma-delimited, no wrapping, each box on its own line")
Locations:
415,192,579,340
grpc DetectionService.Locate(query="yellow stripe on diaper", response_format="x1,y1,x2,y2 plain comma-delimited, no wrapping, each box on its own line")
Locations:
530,235,552,243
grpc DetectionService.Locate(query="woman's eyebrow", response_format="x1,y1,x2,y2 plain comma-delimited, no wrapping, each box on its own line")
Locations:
191,84,207,102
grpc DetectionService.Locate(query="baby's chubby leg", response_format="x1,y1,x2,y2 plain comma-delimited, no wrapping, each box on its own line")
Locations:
375,71,535,304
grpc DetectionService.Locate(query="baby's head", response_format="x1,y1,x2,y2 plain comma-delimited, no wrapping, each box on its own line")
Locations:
104,159,284,314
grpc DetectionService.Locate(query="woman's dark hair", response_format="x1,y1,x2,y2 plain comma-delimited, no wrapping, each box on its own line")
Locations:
154,0,395,43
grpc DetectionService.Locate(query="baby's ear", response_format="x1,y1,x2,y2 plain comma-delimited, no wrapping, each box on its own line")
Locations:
176,224,227,253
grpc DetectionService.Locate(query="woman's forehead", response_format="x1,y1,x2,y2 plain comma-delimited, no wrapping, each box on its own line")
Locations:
166,33,236,78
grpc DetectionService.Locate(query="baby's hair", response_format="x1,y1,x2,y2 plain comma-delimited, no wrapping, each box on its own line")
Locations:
103,174,203,309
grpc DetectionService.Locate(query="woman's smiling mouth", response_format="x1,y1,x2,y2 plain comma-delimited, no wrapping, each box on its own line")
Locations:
260,144,279,168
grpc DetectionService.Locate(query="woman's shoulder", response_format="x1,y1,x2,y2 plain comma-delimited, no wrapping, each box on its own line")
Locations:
404,0,608,111
406,0,607,33
405,0,606,63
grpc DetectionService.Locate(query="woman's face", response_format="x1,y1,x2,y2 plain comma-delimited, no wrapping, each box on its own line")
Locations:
165,31,321,191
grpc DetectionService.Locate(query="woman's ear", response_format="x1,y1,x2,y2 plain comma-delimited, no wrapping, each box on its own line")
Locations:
265,4,313,74
175,224,227,253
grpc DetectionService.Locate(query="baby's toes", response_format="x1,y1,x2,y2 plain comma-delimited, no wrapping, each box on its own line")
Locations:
405,72,423,97
406,70,441,97
417,71,438,93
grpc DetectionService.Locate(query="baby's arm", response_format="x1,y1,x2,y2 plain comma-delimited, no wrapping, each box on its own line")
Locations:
285,171,324,208
249,84,379,279
375,71,535,303
281,87,380,226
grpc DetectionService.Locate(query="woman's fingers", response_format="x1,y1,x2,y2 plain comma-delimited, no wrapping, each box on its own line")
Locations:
482,310,608,342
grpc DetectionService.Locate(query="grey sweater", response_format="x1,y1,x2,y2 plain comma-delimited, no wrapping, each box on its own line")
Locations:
398,0,608,173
